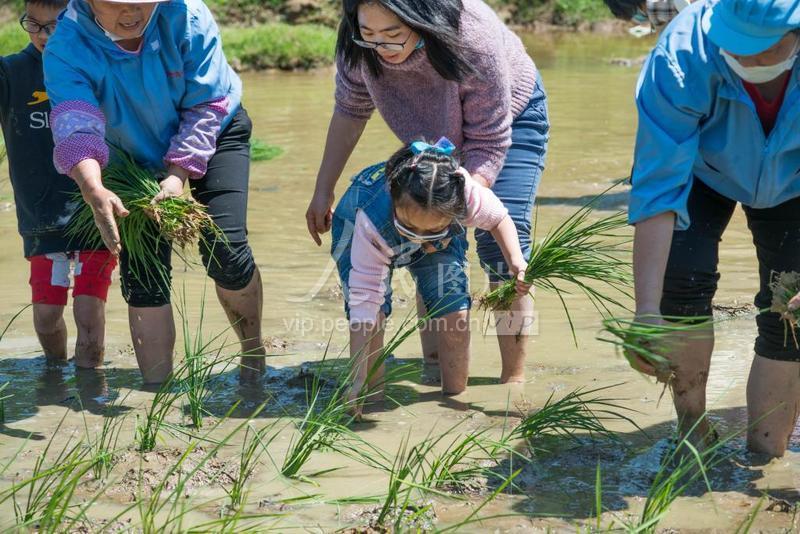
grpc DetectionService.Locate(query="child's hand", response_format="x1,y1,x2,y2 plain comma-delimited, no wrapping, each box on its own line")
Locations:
511,261,532,297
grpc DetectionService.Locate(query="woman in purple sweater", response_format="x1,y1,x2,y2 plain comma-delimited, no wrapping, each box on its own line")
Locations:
306,0,548,384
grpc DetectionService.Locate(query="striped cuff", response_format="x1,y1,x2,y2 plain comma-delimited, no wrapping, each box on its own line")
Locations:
164,97,229,179
51,101,108,175
53,133,109,175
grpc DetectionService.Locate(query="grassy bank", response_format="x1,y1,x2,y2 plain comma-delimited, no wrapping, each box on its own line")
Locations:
0,0,612,67
222,22,336,71
0,20,336,70
205,0,614,28
0,23,27,57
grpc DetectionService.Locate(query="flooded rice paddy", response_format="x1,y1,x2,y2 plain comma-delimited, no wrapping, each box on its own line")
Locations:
0,33,797,531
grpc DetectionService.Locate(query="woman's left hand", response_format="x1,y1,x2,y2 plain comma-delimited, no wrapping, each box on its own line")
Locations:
152,166,189,204
511,261,532,297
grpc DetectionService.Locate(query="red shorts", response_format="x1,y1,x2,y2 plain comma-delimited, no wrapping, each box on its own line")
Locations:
28,251,117,306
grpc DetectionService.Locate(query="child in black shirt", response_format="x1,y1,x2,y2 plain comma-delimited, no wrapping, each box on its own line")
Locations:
0,0,116,368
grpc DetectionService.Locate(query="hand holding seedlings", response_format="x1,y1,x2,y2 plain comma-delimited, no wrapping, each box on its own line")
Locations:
769,271,800,348
151,166,189,204
72,159,130,256
511,260,532,297
626,313,669,378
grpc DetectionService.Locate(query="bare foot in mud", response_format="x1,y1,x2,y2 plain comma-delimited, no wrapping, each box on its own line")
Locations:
500,374,526,384
422,353,442,385
361,394,386,415
671,424,719,465
423,352,439,366
239,356,266,384
345,377,367,420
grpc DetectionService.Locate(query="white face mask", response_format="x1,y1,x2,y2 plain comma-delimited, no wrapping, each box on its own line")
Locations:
721,39,800,84
95,6,158,43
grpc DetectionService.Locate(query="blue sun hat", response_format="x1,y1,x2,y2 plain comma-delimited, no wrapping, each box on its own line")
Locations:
702,0,800,55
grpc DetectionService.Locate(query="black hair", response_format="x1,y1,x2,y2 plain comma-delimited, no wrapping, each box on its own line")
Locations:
24,0,68,8
385,142,467,220
337,0,478,81
602,0,644,20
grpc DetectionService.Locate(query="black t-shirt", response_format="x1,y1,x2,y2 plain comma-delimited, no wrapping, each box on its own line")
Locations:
0,43,93,257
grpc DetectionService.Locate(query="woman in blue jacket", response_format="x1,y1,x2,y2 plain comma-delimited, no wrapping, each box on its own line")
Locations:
44,0,265,384
630,0,800,457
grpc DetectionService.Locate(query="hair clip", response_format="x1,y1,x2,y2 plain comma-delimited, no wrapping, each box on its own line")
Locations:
410,137,456,156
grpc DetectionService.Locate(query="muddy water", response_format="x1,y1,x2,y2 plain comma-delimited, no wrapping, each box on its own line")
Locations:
0,33,797,531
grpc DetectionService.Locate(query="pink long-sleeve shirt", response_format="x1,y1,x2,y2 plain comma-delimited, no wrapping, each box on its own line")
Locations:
348,175,509,325
334,0,537,185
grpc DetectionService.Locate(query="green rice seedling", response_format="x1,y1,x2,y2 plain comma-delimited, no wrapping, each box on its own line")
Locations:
280,372,389,480
0,381,11,425
0,412,99,531
434,469,522,533
598,316,715,385
370,427,522,532
416,422,525,494
769,271,800,349
733,495,766,534
509,384,640,453
0,303,31,343
595,462,603,531
82,391,130,481
175,289,236,429
136,373,183,453
225,421,277,510
478,195,632,338
375,433,426,528
188,512,284,533
126,411,268,534
68,150,225,288
250,139,283,162
624,421,739,534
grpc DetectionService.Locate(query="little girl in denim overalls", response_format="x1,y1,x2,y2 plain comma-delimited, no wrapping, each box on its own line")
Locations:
332,138,531,416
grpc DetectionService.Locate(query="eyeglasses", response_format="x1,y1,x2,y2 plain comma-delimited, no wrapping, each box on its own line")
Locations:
393,215,457,244
352,32,413,52
19,15,57,36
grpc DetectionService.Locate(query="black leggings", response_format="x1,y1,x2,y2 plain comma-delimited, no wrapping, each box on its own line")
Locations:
121,107,257,307
661,178,800,361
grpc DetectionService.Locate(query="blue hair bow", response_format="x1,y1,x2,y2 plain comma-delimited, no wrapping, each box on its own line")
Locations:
410,137,455,156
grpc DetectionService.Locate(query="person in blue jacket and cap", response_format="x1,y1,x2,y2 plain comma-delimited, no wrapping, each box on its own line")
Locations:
629,0,800,457
43,0,266,385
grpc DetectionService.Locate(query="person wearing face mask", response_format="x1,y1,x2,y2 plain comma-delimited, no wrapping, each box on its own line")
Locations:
629,0,800,458
42,0,267,385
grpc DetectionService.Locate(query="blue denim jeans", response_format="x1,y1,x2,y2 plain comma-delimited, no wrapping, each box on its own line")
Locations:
475,77,550,281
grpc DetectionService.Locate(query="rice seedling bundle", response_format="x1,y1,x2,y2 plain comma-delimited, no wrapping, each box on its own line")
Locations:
478,198,632,334
769,271,800,349
68,152,225,285
598,316,714,384
510,385,639,450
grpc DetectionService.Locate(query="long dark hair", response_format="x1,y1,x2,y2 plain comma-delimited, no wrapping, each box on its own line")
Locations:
385,142,467,220
337,0,477,81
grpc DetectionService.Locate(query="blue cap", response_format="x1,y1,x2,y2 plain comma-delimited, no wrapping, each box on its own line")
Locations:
702,0,800,56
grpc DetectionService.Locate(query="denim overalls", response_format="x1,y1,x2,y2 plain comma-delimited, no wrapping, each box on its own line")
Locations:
331,163,472,320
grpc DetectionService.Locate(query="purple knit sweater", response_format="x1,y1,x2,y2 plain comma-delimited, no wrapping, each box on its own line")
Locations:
334,0,538,184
